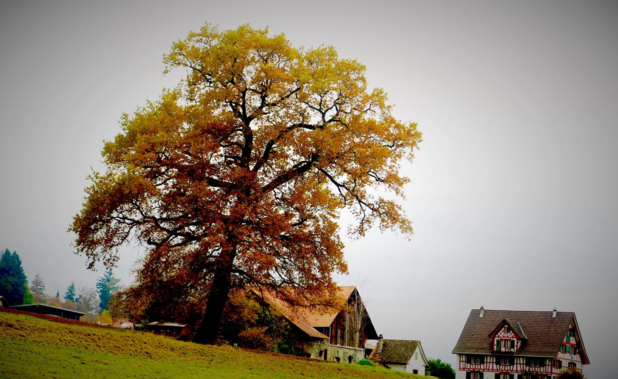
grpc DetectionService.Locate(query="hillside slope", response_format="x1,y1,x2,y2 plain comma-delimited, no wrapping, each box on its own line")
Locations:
0,311,428,379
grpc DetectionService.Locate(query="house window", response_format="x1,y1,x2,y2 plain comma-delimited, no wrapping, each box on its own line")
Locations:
526,358,546,367
467,355,485,364
498,357,514,366
466,372,484,379
413,369,419,374
510,340,515,349
494,375,514,379
415,352,418,360
553,359,562,369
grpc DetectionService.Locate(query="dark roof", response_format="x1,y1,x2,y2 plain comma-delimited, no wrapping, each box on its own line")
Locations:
11,304,85,315
371,339,422,364
452,309,590,364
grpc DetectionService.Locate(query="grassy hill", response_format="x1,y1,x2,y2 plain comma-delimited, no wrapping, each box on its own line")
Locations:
0,310,429,379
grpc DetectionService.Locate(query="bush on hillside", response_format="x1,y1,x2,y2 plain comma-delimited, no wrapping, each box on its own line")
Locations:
357,359,374,366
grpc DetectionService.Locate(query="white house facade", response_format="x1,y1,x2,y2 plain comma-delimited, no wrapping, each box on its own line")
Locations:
370,338,428,375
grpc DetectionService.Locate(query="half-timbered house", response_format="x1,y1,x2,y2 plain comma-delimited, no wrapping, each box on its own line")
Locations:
452,307,589,379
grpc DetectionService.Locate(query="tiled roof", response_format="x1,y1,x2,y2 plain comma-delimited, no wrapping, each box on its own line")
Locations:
257,290,329,339
452,309,590,364
303,286,356,328
252,286,378,340
370,339,421,364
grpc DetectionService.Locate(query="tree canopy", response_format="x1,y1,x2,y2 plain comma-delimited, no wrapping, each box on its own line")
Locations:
71,23,421,344
64,281,77,303
0,249,33,305
426,358,455,379
30,273,46,303
96,270,120,311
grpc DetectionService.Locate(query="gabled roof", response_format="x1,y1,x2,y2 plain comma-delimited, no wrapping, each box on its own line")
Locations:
302,286,356,328
452,309,590,364
370,339,427,365
256,290,328,339
252,286,378,340
488,318,528,340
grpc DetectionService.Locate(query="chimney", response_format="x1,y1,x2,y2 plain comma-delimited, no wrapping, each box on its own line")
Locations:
552,308,557,318
480,306,485,318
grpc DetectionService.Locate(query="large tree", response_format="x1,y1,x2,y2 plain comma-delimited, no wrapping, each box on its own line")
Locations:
0,249,33,305
71,24,421,344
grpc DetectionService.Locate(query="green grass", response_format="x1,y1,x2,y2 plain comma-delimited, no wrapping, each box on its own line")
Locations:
0,311,429,379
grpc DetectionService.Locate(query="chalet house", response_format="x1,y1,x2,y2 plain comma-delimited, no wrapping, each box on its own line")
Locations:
452,307,590,379
257,286,379,362
370,338,428,375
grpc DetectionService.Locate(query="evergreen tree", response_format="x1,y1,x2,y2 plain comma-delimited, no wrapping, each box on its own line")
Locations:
96,270,120,311
64,282,76,303
0,249,31,305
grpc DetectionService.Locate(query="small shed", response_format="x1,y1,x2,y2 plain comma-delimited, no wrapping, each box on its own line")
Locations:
10,304,85,320
145,321,190,337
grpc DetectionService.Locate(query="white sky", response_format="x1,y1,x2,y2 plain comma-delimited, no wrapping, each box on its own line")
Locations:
1,1,617,378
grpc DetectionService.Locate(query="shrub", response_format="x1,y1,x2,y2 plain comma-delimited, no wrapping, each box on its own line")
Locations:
357,359,374,366
236,326,277,351
557,368,585,379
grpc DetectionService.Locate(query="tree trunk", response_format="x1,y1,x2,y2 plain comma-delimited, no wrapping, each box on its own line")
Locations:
194,244,236,344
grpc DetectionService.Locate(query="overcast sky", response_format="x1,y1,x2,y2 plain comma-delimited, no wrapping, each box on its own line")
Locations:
1,1,617,378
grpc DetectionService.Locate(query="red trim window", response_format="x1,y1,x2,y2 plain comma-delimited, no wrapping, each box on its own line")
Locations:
466,355,486,364
466,372,484,379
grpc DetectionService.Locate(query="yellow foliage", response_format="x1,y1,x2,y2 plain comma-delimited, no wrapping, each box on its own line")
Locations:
70,23,421,343
96,310,112,325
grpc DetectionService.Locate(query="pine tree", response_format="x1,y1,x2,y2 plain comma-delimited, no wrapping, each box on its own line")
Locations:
64,282,76,303
0,249,32,305
96,270,120,311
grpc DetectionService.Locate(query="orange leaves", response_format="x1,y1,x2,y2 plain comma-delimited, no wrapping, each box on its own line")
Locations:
71,23,421,339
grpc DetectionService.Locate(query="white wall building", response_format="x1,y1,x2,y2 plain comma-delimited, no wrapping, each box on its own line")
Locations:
370,338,428,375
